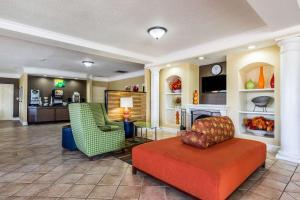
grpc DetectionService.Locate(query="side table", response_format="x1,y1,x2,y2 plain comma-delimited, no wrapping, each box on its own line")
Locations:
133,121,157,142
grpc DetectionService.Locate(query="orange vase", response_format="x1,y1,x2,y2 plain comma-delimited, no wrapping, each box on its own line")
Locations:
193,90,198,104
176,111,180,124
258,66,265,89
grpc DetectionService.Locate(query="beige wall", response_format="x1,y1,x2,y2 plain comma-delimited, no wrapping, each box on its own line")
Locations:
92,81,109,88
19,73,28,125
159,63,199,128
227,45,280,146
108,76,144,91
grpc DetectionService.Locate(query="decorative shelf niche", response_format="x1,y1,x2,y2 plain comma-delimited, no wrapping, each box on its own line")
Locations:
238,62,276,139
164,75,182,128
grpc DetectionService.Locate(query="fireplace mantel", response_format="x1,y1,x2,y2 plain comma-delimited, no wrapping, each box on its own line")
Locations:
183,104,228,115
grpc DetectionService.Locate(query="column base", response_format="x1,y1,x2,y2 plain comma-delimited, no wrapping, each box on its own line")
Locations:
276,151,300,164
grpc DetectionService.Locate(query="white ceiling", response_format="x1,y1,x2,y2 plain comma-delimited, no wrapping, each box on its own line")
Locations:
0,36,144,77
0,0,266,57
0,0,299,76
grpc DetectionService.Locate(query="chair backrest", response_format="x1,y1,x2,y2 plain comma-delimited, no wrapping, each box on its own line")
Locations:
88,103,106,126
69,103,98,150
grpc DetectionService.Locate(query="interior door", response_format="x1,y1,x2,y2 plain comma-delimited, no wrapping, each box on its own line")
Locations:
0,84,14,120
92,86,106,103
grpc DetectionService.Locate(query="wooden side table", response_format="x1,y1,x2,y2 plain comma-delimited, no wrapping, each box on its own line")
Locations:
133,121,157,141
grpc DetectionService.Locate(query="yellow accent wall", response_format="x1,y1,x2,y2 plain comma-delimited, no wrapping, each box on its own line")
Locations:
86,79,93,103
227,45,280,146
108,76,144,91
19,73,28,125
144,69,151,122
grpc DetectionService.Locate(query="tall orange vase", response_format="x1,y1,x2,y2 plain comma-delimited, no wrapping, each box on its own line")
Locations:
258,66,265,89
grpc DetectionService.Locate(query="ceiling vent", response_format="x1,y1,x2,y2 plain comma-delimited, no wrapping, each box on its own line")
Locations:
115,70,128,73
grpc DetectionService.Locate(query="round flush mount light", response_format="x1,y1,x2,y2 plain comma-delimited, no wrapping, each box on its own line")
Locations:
147,26,168,40
198,56,205,60
248,45,256,50
82,61,94,68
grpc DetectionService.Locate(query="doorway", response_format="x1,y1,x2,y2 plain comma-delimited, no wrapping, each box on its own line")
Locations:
0,84,14,120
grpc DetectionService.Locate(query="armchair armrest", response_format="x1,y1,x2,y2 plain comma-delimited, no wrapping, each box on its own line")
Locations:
106,121,124,129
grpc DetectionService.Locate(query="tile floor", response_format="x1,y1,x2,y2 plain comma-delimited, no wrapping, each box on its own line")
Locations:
0,123,299,199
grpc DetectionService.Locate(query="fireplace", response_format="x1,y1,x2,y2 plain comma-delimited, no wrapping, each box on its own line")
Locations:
191,109,221,126
182,104,228,129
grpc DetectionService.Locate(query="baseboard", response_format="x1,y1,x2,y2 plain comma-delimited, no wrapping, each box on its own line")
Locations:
19,120,28,126
13,117,20,121
276,151,300,164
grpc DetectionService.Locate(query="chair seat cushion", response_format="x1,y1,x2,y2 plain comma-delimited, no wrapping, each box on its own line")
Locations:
99,125,120,132
132,136,266,200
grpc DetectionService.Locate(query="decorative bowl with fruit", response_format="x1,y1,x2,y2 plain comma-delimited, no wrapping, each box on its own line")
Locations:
243,116,274,136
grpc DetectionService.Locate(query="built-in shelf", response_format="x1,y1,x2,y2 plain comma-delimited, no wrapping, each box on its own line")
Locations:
239,88,274,92
165,93,182,95
166,107,181,110
239,111,275,115
242,132,274,138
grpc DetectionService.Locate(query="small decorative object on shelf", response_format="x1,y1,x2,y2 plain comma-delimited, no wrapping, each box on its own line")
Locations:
193,90,198,104
243,116,274,136
169,78,181,93
132,85,139,92
270,73,275,88
174,97,181,106
245,79,256,89
125,86,131,91
258,66,265,89
176,111,180,124
251,96,273,112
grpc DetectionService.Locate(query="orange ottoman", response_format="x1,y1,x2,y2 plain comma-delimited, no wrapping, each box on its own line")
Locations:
132,137,266,200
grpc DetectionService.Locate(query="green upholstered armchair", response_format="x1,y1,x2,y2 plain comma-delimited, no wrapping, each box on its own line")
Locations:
69,103,125,158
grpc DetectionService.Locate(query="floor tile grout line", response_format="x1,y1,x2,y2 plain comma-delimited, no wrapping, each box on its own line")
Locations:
278,162,298,199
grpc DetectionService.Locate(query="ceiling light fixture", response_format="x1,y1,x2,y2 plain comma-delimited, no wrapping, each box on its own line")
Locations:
82,61,94,68
147,26,168,40
198,56,205,60
248,45,256,50
43,74,47,77
166,64,171,67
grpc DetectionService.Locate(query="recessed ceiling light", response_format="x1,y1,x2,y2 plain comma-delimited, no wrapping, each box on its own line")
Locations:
59,76,63,79
74,77,78,80
43,74,47,77
248,45,256,50
147,26,168,40
82,61,94,68
198,56,205,60
166,64,171,67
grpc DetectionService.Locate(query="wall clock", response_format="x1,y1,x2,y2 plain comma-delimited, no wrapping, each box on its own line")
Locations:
211,64,222,75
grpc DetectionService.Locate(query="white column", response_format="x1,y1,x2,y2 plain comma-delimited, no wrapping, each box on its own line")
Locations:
150,67,161,127
276,37,300,163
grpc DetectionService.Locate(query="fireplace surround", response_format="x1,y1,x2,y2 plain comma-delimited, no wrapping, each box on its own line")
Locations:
182,104,228,129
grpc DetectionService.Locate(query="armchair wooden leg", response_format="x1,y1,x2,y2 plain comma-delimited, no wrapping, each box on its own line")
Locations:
89,156,95,161
132,166,137,175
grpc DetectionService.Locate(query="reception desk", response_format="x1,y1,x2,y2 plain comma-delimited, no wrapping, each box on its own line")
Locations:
28,106,69,123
